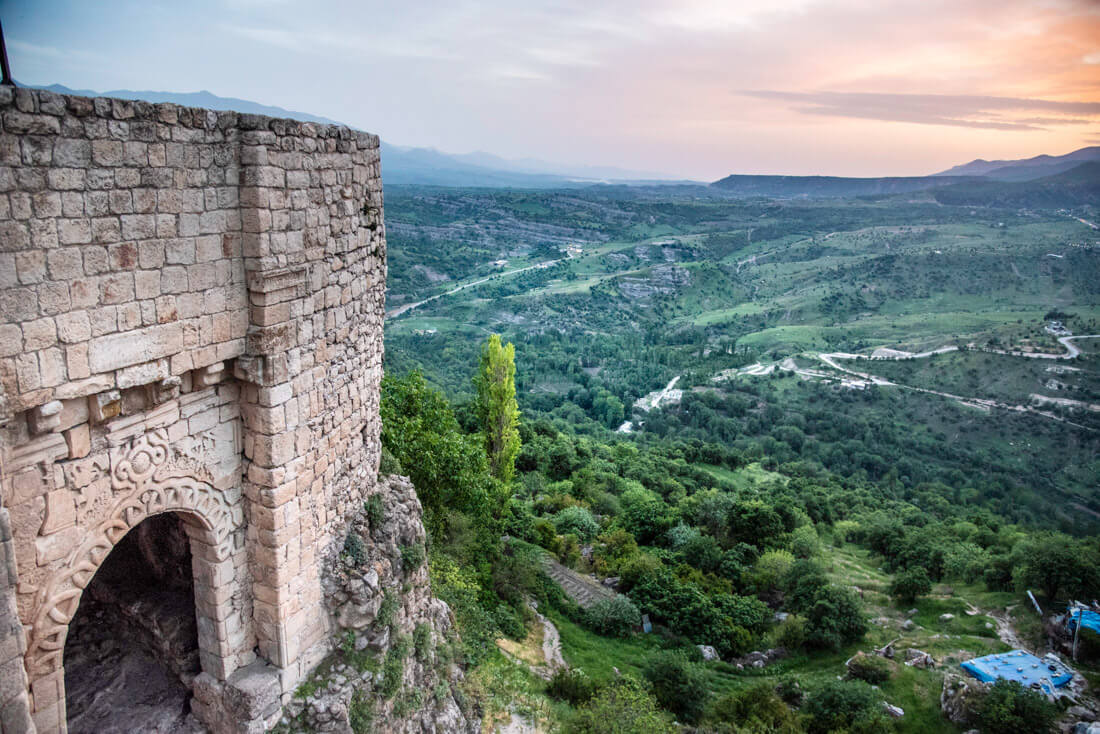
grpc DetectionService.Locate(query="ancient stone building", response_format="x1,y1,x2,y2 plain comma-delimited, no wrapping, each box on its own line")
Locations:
0,87,393,733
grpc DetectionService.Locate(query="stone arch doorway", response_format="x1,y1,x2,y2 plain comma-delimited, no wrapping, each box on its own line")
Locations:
64,512,204,733
23,433,250,733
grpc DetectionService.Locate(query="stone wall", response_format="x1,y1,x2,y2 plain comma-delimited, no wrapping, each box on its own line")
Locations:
0,87,386,733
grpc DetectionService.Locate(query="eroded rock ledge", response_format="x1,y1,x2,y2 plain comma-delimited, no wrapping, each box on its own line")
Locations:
274,474,477,733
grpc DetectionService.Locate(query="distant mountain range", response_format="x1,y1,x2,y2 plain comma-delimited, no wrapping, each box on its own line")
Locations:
712,147,1100,203
23,83,1100,199
31,84,345,126
31,83,684,188
935,146,1100,181
709,173,984,198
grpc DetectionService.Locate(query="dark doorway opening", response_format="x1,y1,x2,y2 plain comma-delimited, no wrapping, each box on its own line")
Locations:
64,513,204,734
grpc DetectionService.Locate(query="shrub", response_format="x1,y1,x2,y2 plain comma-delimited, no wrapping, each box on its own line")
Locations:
804,585,867,650
790,525,820,558
413,623,432,662
377,591,399,628
565,677,673,734
380,635,412,698
401,543,426,572
846,653,892,684
775,678,803,706
889,567,932,603
805,680,886,734
751,550,795,592
493,602,526,640
534,518,563,554
364,493,385,530
715,594,770,634
775,615,806,650
547,668,599,706
972,679,1058,734
378,447,403,476
642,651,709,724
833,520,860,544
343,532,367,566
709,683,800,733
554,506,600,541
585,595,641,637
348,689,374,733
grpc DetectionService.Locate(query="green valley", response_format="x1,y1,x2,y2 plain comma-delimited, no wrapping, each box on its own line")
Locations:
380,180,1100,733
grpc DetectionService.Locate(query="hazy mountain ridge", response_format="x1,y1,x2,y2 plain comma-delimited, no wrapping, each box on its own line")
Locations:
935,146,1100,180
31,83,680,188
33,83,346,126
708,173,986,198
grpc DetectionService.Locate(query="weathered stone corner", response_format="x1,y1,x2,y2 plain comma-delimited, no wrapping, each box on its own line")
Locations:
0,87,387,733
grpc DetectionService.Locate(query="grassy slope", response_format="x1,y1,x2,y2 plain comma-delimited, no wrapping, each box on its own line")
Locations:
545,542,1033,732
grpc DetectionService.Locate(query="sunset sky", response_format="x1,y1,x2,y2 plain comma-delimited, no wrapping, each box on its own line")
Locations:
5,0,1100,179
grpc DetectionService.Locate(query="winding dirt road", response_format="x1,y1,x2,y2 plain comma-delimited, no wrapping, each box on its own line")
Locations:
814,336,1099,430
386,258,563,319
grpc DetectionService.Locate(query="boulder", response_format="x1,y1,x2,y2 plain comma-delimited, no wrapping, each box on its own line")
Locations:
697,645,719,661
905,648,934,669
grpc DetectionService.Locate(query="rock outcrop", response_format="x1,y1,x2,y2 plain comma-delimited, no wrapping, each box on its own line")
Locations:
940,672,986,726
274,475,475,733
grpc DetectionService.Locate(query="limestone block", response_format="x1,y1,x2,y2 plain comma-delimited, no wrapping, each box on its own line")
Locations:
26,402,62,435
149,376,181,404
87,390,121,423
87,322,182,373
194,361,226,388
62,424,90,459
116,358,169,390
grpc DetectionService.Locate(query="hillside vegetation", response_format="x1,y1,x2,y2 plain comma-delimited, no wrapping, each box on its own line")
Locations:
379,180,1100,732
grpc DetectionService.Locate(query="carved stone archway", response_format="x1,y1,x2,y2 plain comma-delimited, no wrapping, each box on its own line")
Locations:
23,429,248,731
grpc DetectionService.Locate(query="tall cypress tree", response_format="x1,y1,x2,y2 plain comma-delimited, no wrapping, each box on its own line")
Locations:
476,334,521,484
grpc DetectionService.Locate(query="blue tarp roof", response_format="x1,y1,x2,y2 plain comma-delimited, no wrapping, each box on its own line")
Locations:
960,649,1073,688
1067,608,1100,636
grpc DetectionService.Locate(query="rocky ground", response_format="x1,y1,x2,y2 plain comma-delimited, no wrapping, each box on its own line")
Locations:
64,596,204,734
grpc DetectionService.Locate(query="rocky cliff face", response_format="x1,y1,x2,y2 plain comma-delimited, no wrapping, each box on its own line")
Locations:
273,475,475,733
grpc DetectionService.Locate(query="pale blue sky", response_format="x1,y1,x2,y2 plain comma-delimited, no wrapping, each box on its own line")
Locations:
4,0,1099,178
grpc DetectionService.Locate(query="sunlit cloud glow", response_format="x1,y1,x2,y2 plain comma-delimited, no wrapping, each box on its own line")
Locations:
6,0,1100,178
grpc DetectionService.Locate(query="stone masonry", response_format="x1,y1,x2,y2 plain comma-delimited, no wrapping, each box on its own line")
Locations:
0,87,387,732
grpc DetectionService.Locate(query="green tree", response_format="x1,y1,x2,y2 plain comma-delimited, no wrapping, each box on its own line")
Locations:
889,567,932,603
553,506,599,541
1015,533,1100,601
642,651,709,724
475,334,521,484
380,372,492,537
585,595,642,637
708,683,801,733
805,680,891,734
972,679,1057,734
566,677,674,734
805,585,867,650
